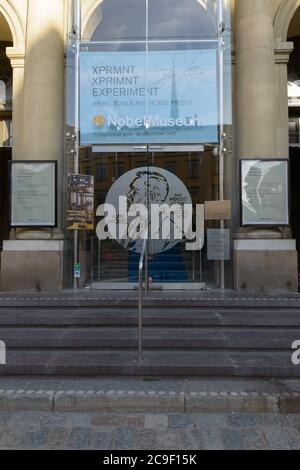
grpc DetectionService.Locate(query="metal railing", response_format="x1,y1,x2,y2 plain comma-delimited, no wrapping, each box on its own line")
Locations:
138,237,148,362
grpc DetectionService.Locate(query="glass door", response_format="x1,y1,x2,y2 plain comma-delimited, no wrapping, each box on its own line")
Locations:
147,147,220,289
79,145,227,290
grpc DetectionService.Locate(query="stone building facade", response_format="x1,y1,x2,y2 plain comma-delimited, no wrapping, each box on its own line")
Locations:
0,0,300,293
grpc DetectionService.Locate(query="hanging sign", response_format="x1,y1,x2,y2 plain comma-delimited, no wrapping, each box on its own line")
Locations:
80,49,218,145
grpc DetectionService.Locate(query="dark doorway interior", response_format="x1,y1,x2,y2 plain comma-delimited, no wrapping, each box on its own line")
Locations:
290,147,300,288
0,147,11,247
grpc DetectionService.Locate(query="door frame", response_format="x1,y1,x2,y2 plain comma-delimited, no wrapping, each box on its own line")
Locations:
90,144,208,290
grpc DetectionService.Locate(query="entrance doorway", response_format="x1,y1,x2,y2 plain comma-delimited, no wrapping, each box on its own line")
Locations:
78,145,231,290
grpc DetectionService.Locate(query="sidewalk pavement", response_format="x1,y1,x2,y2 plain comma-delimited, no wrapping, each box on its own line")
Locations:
0,378,300,449
0,377,300,413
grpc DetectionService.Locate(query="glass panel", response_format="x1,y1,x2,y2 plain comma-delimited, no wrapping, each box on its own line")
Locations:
148,0,218,39
64,0,233,289
88,0,146,41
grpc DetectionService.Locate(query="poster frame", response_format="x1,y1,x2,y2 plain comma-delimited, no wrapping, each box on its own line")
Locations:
66,173,95,231
9,160,58,228
239,158,289,227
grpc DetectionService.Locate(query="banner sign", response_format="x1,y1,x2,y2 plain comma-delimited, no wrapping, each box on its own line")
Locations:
10,161,57,227
240,160,289,226
67,174,94,230
80,50,218,145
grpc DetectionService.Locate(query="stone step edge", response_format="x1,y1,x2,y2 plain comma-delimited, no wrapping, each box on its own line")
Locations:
0,388,299,414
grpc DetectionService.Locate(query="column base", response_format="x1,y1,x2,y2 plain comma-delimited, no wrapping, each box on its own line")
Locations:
0,241,64,292
234,240,298,294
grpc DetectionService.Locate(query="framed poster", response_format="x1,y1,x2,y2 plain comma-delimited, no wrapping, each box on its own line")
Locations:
66,174,94,230
10,161,57,227
240,159,289,226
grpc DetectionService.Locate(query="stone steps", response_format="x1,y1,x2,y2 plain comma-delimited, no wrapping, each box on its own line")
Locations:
0,308,300,327
0,326,299,350
1,350,299,377
0,297,299,377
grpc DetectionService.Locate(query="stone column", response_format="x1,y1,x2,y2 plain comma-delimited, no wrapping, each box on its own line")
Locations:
5,48,25,160
234,0,298,293
0,1,65,292
274,42,294,158
236,0,276,157
22,0,64,163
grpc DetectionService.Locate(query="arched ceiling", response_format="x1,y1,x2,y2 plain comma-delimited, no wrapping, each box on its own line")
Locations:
288,6,300,39
0,12,13,43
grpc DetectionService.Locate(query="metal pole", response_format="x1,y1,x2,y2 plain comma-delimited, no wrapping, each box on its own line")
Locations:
73,0,81,290
145,239,149,296
199,250,203,283
192,250,195,282
138,266,143,363
218,0,225,291
90,236,94,286
98,239,101,282
138,237,147,362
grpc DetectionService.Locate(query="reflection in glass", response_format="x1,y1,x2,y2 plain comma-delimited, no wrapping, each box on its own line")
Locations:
87,0,218,42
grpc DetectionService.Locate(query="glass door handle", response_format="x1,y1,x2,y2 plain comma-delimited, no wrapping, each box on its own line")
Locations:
133,146,147,151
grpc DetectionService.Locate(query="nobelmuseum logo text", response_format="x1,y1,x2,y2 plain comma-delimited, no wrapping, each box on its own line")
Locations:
92,114,203,129
0,340,6,366
292,340,300,366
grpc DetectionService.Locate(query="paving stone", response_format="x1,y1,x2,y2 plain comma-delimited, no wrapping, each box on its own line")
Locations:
279,396,300,413
263,428,292,450
181,429,205,450
0,412,12,425
45,427,70,450
280,427,300,450
135,429,157,450
21,428,49,450
255,413,288,427
40,413,67,428
91,430,113,450
241,429,268,450
222,429,246,450
0,426,29,449
9,411,46,426
113,428,136,450
192,413,228,428
203,429,226,450
186,394,278,413
65,413,91,427
0,392,53,412
154,430,185,450
66,427,92,450
55,393,184,413
169,414,194,428
91,414,144,428
144,414,168,430
286,414,300,427
227,413,258,428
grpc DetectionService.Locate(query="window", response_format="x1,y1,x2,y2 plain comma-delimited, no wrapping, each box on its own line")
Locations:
96,164,107,181
188,159,200,179
164,161,176,174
